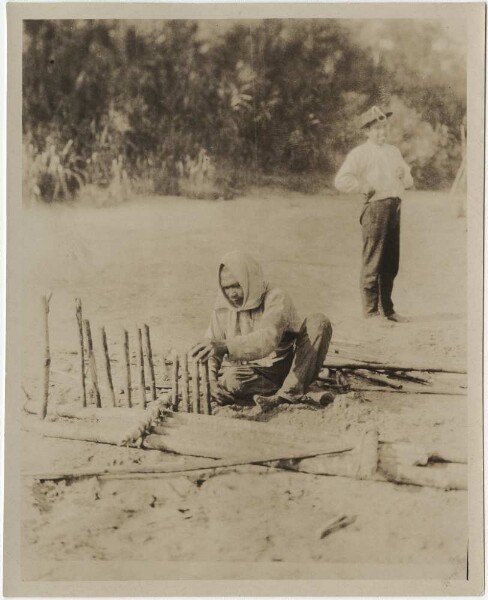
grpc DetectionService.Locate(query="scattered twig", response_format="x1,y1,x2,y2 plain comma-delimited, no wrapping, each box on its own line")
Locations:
318,515,356,539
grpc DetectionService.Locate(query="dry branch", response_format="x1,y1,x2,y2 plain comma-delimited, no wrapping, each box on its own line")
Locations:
101,327,116,407
324,360,466,374
75,298,86,407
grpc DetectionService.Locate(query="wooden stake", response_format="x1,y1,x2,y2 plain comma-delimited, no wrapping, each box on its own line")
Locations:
171,355,180,410
191,359,200,414
84,319,101,408
200,360,212,415
124,329,132,408
75,298,86,408
40,294,52,419
101,327,116,407
138,328,146,409
181,353,190,412
143,324,157,402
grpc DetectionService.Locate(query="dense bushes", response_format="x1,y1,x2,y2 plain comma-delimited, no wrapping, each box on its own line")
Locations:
23,19,466,203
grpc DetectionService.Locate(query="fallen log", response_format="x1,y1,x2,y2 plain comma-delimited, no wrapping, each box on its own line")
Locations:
26,438,467,492
380,461,467,491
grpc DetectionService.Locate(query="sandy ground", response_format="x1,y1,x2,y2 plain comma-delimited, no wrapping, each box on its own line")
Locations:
17,189,468,581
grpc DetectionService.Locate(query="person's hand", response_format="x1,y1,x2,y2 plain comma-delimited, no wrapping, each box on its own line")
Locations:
395,166,405,179
210,380,235,405
190,339,227,362
363,187,375,201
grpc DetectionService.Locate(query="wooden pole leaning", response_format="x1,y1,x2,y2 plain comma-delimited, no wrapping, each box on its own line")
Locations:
138,328,147,409
200,360,212,415
191,359,200,414
181,353,190,412
143,324,157,403
124,329,132,408
84,319,101,408
172,355,180,410
75,298,86,408
40,293,53,419
101,327,116,407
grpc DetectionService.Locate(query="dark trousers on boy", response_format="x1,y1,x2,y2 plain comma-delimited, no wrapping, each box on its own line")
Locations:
360,197,401,317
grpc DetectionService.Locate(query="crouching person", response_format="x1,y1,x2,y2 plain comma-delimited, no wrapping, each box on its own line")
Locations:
190,251,332,411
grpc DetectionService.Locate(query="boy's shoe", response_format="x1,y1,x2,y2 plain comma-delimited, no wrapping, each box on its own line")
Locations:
385,312,409,323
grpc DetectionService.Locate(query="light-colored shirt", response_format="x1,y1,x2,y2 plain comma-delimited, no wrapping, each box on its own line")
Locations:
334,140,413,202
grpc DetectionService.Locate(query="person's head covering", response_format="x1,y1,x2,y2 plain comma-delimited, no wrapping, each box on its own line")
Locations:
216,251,268,312
358,105,393,130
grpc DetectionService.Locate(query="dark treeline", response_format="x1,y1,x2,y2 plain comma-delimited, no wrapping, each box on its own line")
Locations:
23,19,466,201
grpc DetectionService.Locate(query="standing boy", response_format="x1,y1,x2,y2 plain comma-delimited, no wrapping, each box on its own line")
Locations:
334,106,413,322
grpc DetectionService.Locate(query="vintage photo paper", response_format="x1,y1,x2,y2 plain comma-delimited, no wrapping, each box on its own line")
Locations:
4,2,485,596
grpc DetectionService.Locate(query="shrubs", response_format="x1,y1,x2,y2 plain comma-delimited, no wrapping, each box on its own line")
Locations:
23,20,465,203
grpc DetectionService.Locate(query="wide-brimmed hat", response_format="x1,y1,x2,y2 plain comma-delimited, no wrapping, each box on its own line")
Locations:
358,105,393,129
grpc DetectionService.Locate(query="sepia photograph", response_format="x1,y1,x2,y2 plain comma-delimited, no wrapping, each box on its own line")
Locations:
4,2,485,596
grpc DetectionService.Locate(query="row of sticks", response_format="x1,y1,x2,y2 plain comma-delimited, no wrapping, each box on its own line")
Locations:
39,295,211,419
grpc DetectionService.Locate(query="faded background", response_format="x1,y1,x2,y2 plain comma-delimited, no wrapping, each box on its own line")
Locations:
23,19,466,203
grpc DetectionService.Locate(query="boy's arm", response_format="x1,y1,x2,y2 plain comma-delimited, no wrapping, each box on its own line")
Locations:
334,149,370,195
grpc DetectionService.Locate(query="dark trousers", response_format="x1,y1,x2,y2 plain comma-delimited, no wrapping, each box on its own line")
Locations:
360,197,401,317
219,313,332,402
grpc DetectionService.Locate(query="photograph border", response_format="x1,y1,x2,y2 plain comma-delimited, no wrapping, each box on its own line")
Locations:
5,3,485,596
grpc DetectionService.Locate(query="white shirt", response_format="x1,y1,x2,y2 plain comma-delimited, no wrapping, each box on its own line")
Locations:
335,140,414,202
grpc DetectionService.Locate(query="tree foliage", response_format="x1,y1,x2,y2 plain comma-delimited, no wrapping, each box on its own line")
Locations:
23,19,466,201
